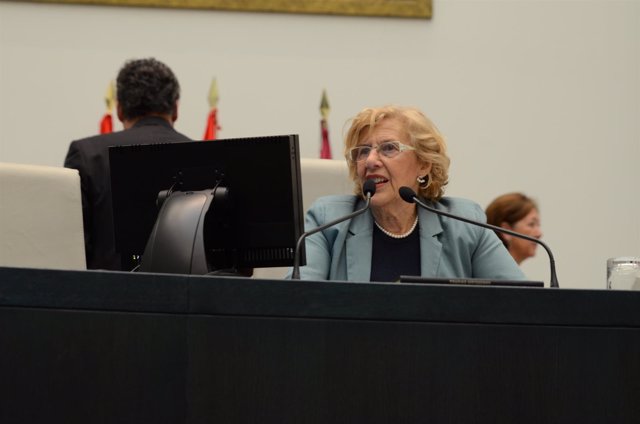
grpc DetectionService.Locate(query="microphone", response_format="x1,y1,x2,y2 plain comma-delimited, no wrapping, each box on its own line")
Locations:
291,179,376,280
399,186,559,288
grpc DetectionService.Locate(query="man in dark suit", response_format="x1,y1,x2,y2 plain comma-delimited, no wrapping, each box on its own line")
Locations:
64,58,191,271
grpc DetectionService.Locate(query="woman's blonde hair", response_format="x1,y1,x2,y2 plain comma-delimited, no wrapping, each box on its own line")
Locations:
343,105,450,200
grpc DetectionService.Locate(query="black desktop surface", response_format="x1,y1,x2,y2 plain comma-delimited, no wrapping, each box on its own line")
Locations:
1,267,639,424
0,266,636,326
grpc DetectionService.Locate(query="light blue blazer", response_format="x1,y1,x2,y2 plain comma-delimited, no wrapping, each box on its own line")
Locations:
290,195,525,282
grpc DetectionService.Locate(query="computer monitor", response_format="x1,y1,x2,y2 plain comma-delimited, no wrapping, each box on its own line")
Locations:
109,135,305,275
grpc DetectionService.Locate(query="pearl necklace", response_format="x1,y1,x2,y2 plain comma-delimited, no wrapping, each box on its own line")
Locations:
374,216,419,239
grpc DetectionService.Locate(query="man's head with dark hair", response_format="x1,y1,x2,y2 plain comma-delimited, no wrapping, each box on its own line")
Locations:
116,58,180,123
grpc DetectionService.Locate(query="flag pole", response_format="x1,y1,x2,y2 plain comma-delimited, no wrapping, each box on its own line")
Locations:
320,89,332,159
203,78,220,140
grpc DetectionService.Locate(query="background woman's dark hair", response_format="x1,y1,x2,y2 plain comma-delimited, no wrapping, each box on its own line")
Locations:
116,58,180,120
485,192,538,247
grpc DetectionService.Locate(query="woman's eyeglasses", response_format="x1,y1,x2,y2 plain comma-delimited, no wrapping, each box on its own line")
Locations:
348,141,416,163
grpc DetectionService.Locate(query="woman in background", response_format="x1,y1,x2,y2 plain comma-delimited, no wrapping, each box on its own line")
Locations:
485,193,542,265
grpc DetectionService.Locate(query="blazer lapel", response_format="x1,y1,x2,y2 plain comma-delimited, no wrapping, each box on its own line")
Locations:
418,204,443,277
345,208,374,282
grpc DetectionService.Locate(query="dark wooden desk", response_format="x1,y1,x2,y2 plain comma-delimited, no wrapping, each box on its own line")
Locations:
1,267,638,424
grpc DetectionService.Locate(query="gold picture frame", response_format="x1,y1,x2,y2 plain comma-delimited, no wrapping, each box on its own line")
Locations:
24,0,432,19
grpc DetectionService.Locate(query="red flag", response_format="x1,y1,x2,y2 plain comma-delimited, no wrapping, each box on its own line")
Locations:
100,80,115,134
203,78,220,140
100,113,113,134
203,108,218,140
320,119,332,159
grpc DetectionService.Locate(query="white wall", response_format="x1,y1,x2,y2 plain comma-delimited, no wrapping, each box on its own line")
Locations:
1,0,638,289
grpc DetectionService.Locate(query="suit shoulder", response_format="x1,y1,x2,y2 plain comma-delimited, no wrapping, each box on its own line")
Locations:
437,196,485,218
307,195,359,219
305,195,360,232
70,126,190,151
310,195,358,210
70,131,125,148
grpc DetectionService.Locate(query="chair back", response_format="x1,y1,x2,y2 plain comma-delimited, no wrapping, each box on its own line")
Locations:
0,162,86,270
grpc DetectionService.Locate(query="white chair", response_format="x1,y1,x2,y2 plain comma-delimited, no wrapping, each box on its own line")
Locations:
0,162,86,270
297,158,353,212
252,158,353,279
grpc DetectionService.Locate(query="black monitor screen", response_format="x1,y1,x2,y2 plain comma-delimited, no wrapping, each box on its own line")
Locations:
109,135,304,274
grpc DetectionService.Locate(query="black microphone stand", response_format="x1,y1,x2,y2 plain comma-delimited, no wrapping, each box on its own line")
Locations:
400,187,559,288
291,182,375,280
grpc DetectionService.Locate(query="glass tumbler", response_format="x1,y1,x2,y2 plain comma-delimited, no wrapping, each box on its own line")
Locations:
607,257,640,290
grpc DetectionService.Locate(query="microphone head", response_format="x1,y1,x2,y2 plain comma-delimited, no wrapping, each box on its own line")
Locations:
399,186,417,204
362,179,376,197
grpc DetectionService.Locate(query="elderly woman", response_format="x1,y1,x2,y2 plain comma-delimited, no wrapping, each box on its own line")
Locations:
294,105,524,282
485,193,542,265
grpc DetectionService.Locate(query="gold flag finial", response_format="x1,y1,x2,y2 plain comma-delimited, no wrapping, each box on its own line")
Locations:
105,80,115,112
320,89,330,120
207,78,219,109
